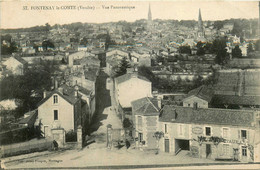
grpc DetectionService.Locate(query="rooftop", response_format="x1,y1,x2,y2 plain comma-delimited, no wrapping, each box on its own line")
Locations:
185,85,214,102
160,105,256,127
37,84,81,107
131,97,159,116
115,73,150,85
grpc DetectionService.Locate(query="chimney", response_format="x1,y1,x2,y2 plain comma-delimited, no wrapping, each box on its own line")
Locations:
157,96,162,109
54,79,58,89
171,109,177,121
43,90,47,98
74,85,79,97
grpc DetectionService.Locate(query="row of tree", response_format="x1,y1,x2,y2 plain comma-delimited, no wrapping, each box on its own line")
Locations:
0,60,59,118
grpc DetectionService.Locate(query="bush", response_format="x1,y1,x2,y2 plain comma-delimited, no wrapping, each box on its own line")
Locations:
65,130,77,142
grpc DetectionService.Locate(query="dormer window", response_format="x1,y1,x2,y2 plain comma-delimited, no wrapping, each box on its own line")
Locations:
53,95,58,104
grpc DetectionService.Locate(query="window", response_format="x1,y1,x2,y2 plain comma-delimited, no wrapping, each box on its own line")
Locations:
222,144,229,155
53,95,58,104
241,130,247,139
205,127,211,136
242,146,247,156
54,110,58,120
139,133,143,142
165,124,168,134
223,128,229,138
137,116,142,131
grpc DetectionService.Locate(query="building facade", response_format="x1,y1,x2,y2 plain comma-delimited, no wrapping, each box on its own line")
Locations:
115,73,152,108
159,105,260,162
37,85,85,137
131,97,160,150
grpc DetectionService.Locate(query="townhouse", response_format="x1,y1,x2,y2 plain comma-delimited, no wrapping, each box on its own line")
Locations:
159,105,260,162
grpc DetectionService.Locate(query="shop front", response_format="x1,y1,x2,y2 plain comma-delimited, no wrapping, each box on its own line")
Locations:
190,136,254,162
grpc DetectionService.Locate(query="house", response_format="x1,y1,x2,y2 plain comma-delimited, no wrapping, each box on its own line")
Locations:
37,84,88,137
115,71,152,108
3,55,27,75
183,85,213,108
18,109,38,128
130,51,151,67
159,105,260,162
106,49,129,60
131,97,160,150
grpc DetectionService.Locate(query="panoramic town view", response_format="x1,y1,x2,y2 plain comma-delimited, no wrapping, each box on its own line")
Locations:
0,1,260,169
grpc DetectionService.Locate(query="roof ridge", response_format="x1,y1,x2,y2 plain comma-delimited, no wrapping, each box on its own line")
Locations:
146,97,159,112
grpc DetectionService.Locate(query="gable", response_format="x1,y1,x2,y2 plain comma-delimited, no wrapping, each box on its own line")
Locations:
37,91,78,108
118,77,151,88
4,57,22,66
183,95,208,103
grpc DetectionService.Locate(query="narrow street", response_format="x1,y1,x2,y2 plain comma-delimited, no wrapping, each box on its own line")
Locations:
87,69,122,147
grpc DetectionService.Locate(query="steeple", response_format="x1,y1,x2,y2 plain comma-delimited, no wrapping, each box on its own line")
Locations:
148,3,152,27
148,3,152,21
197,8,205,38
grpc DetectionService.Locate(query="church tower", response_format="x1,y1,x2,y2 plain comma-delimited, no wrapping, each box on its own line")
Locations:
197,8,205,38
147,3,152,28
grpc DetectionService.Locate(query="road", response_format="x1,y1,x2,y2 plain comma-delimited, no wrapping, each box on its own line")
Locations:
87,69,122,147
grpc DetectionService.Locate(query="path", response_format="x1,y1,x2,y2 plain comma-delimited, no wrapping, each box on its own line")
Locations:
87,69,122,147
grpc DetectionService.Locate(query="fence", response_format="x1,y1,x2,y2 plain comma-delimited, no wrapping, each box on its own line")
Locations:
0,138,52,158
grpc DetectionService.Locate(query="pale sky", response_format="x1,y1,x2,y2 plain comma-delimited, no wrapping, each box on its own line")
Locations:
0,1,259,29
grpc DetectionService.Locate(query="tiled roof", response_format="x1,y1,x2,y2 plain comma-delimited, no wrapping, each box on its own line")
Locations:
77,85,91,95
160,105,255,127
212,95,260,106
37,84,80,107
115,73,150,85
13,55,27,65
18,109,38,127
131,97,159,116
185,85,213,102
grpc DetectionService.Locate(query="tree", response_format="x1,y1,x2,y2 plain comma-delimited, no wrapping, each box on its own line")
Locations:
138,66,159,89
196,41,205,56
255,40,260,51
232,45,242,58
123,118,133,129
80,37,88,46
42,40,55,51
179,45,191,54
0,60,58,118
153,131,164,154
45,23,51,32
247,43,253,54
115,57,130,77
213,38,229,65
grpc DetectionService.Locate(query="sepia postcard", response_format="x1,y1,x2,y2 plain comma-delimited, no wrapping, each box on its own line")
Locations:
0,0,260,169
